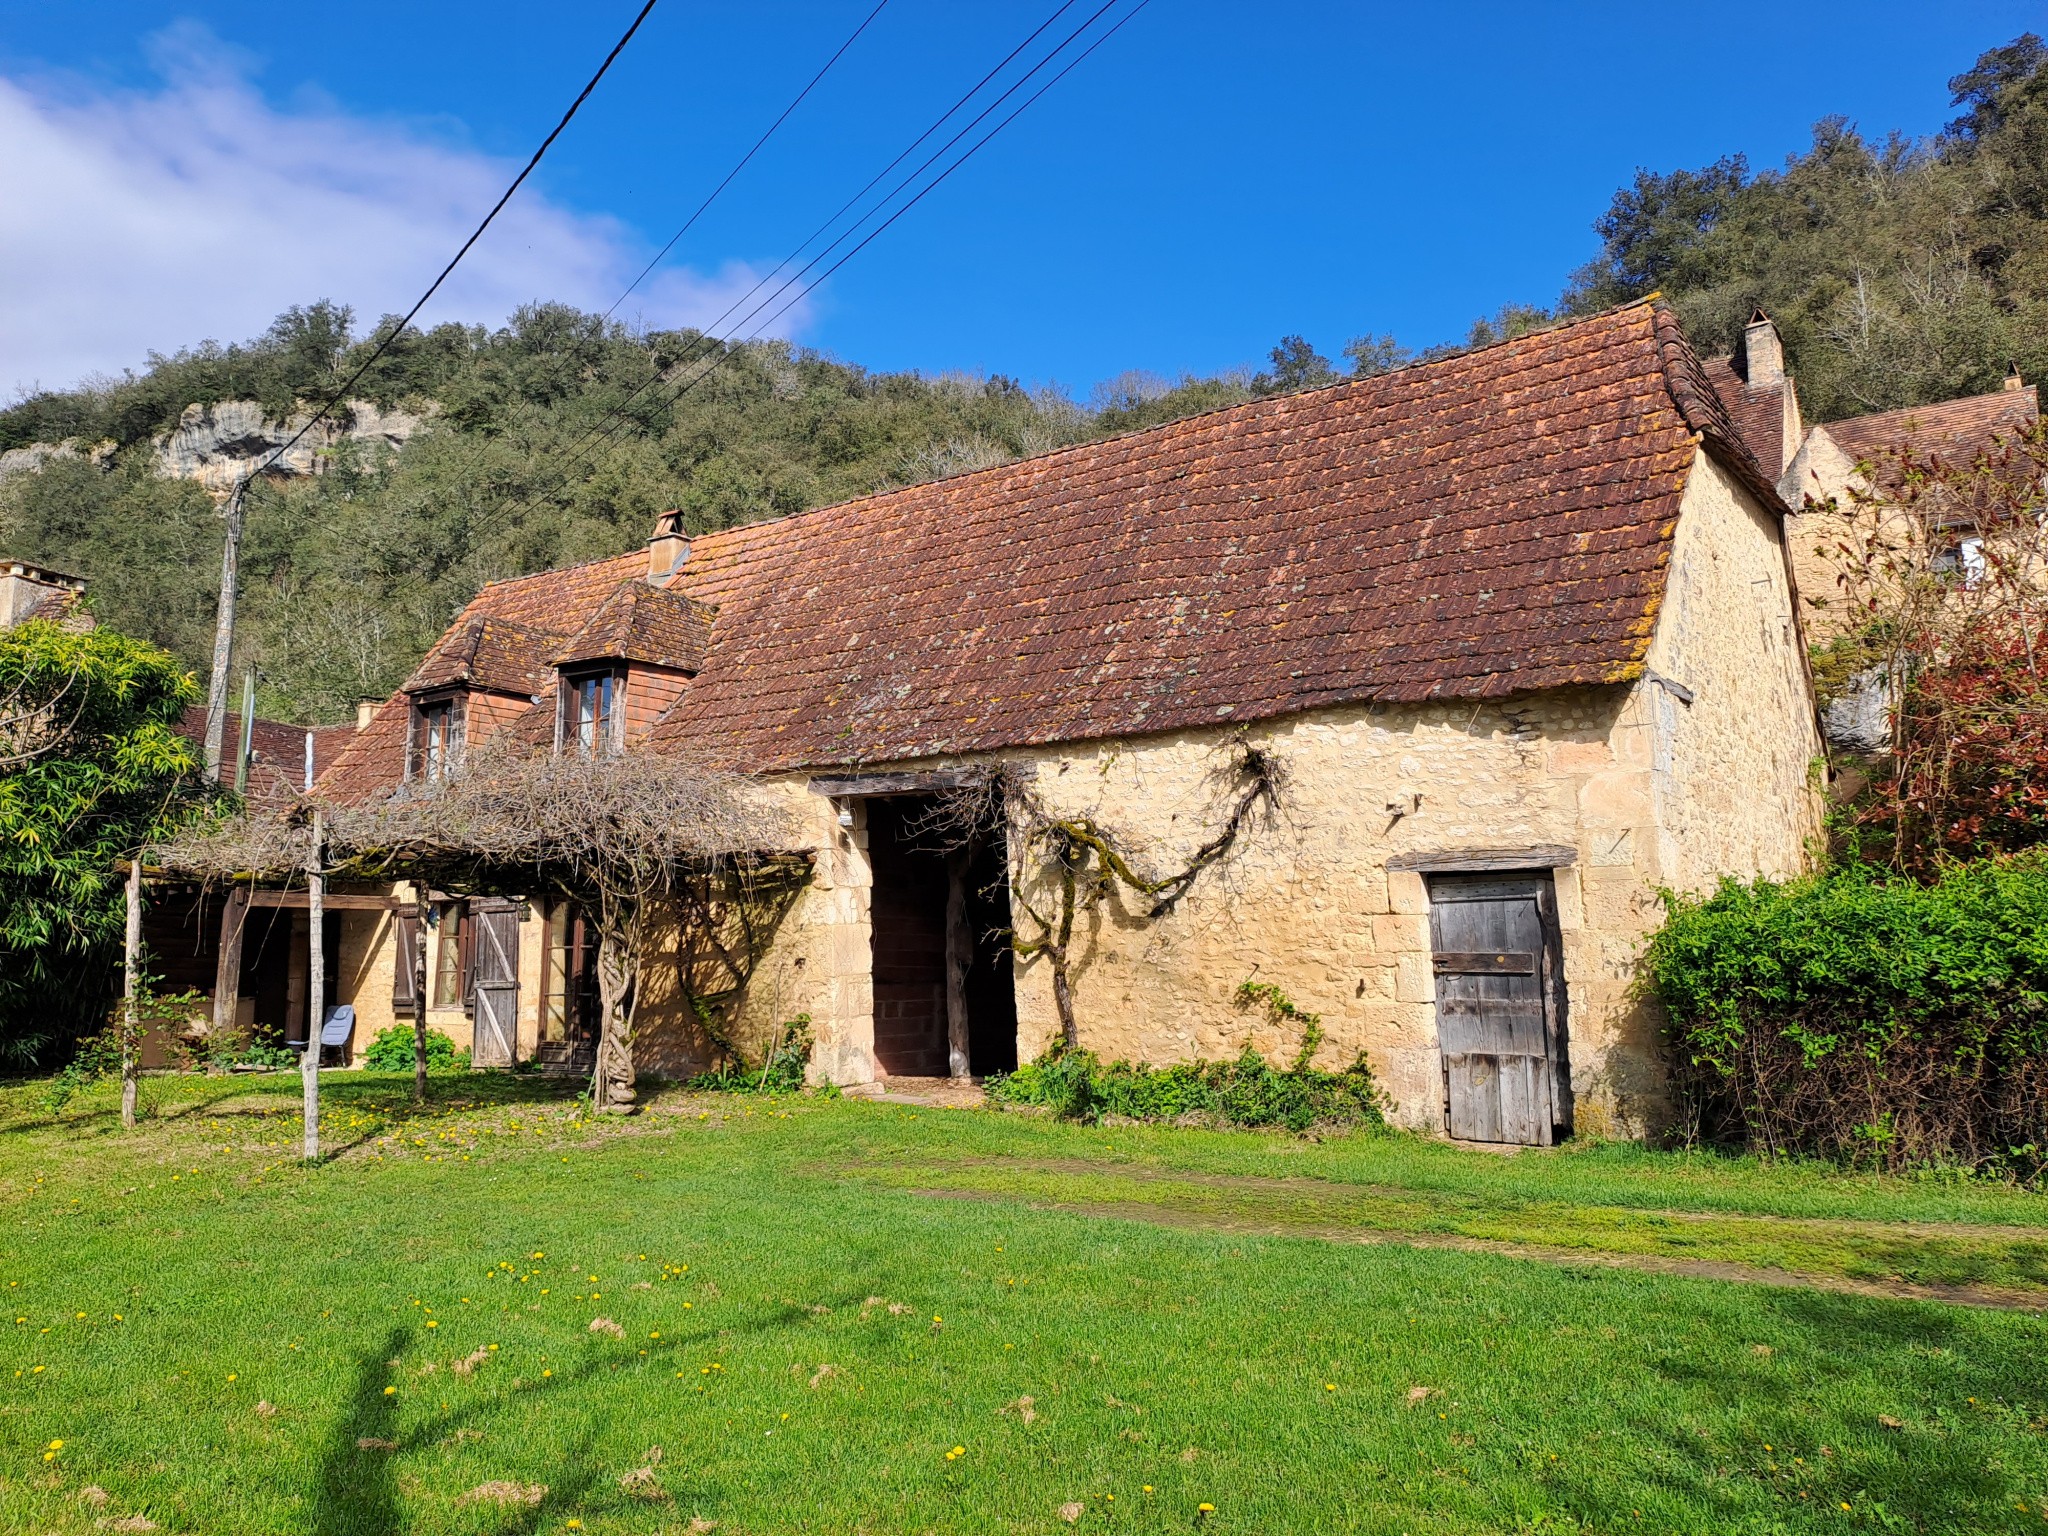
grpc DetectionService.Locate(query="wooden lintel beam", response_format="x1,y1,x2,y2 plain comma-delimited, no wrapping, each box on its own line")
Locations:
245,891,398,911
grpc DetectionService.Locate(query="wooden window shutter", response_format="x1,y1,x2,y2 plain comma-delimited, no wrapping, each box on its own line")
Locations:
392,910,422,1008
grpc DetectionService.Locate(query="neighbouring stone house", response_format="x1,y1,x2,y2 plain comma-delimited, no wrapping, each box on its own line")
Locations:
1704,311,2041,644
1700,312,2040,754
289,300,1826,1143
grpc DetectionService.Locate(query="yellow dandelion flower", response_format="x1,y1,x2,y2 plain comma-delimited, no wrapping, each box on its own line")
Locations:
383,1386,396,1396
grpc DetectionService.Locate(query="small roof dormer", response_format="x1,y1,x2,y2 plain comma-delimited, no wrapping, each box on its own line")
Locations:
554,580,714,674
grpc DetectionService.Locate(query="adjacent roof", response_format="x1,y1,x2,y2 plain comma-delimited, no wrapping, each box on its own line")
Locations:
175,709,355,811
1822,383,2039,469
322,300,1763,797
1702,355,1790,476
556,580,714,672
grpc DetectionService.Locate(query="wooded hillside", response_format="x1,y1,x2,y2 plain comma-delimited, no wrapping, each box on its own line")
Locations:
2,34,2041,726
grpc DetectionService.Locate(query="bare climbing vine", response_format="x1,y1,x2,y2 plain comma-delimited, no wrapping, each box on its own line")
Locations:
976,737,1284,1049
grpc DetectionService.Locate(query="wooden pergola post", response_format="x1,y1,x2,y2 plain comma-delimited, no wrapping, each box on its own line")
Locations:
212,886,251,1041
302,809,323,1162
413,884,431,1106
121,860,142,1129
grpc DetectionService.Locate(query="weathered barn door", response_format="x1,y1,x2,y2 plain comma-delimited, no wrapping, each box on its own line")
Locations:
471,899,522,1068
1427,875,1567,1145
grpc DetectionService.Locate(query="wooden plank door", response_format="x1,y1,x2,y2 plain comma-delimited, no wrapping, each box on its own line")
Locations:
471,899,522,1068
1427,875,1567,1145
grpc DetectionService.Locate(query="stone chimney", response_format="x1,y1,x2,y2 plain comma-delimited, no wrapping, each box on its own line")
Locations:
0,559,86,628
647,508,691,586
1742,309,1785,390
2006,364,2025,392
356,698,380,731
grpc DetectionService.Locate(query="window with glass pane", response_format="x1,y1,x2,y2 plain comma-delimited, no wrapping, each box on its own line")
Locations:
417,699,456,780
432,902,469,1007
568,671,618,754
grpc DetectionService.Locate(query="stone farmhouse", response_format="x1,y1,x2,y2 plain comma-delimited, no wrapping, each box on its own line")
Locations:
249,298,1825,1144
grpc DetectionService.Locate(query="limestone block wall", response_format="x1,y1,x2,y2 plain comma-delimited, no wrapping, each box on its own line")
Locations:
630,781,875,1086
991,691,1648,1133
333,908,399,1065
1646,451,1826,894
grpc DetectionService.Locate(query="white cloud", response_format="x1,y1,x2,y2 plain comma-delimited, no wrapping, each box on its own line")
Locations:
0,23,806,398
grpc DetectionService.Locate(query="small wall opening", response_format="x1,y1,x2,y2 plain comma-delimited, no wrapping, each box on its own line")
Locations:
866,794,1017,1079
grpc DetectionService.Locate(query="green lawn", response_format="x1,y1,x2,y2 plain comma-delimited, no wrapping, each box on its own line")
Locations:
2,1074,2046,1534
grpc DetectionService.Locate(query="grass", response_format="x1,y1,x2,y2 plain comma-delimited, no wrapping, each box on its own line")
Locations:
0,1073,2045,1534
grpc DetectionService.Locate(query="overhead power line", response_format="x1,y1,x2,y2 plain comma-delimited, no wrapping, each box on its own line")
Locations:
543,0,1083,470
434,0,908,539
257,0,663,482
201,0,662,779
605,0,892,321
472,0,1148,539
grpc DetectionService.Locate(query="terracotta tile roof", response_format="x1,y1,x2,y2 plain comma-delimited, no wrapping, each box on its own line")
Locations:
176,709,355,810
1702,355,1789,475
324,300,1762,795
403,614,560,697
1823,384,2039,469
637,300,1758,771
556,580,715,672
320,555,644,802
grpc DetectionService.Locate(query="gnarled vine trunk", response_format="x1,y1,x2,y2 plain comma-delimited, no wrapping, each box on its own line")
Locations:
592,902,642,1112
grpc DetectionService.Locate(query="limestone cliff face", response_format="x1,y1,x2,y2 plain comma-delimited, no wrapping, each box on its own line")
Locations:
0,399,425,494
156,400,425,493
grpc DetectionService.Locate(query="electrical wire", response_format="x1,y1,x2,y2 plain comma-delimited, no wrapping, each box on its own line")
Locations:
544,0,1083,470
471,0,1145,537
247,0,663,483
604,0,892,322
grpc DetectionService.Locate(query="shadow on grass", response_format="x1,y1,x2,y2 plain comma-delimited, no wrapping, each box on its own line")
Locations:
314,1326,409,1536
0,1071,591,1143
1624,1285,2048,1529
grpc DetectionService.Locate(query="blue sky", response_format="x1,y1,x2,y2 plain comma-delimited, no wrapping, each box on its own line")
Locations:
1,1,2040,397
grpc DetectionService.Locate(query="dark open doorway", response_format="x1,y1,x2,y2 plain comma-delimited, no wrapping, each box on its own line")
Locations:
866,794,1017,1078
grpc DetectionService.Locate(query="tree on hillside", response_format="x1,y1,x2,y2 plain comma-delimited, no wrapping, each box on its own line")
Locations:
0,621,208,1064
1252,335,1340,395
1563,35,2048,420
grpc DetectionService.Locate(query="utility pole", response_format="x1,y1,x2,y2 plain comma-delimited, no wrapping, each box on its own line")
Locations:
202,477,249,782
303,808,324,1162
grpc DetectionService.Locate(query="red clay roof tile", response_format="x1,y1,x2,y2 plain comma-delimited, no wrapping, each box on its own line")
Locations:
1824,384,2038,468
323,300,1750,797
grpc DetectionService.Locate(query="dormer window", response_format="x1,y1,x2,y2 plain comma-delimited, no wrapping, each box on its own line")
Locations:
560,667,624,756
407,691,466,782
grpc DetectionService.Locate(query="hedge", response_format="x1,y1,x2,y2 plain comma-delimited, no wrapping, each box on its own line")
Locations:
1646,853,2048,1172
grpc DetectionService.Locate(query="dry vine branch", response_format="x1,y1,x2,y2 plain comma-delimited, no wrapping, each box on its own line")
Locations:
153,742,806,1109
994,738,1283,1048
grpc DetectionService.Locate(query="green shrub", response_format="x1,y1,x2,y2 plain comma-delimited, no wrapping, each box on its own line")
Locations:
362,1025,466,1074
1646,853,2048,1173
686,1017,814,1095
988,1043,1386,1133
218,1040,300,1071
